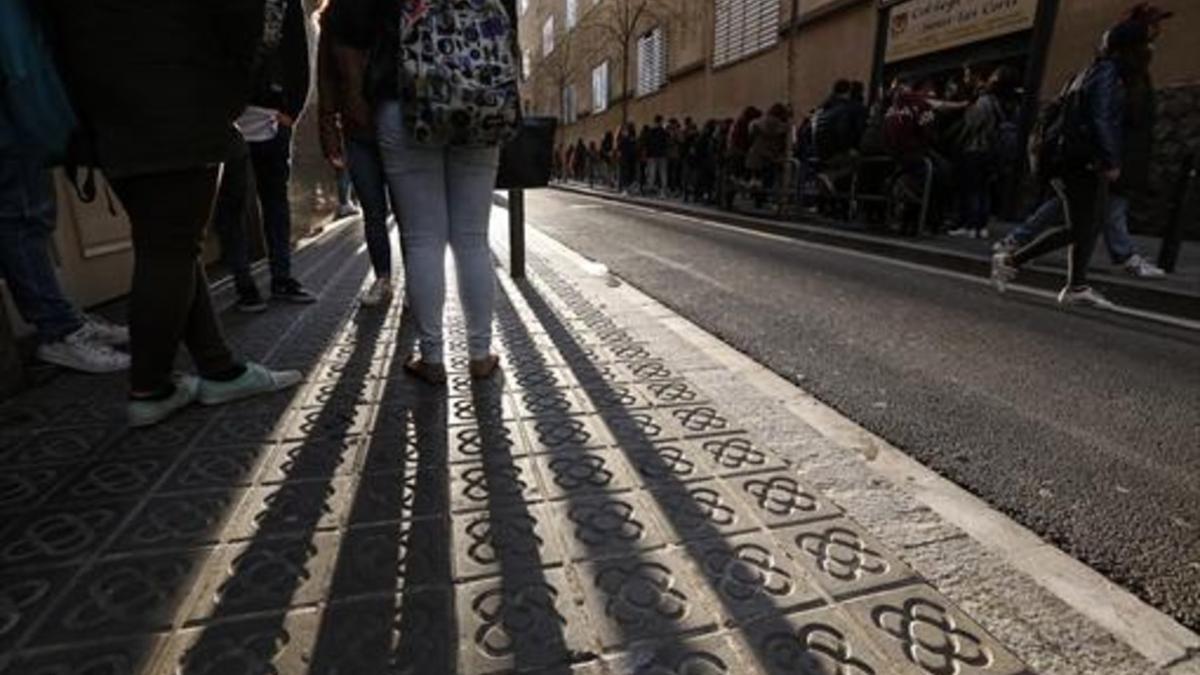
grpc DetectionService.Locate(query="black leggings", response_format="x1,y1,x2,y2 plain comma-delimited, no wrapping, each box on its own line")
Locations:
1010,170,1104,288
110,166,237,392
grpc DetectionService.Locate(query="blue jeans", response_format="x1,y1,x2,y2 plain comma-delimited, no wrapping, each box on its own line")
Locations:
212,128,296,287
375,100,499,363
1011,193,1135,264
957,151,992,231
250,127,295,282
0,154,83,343
346,137,393,278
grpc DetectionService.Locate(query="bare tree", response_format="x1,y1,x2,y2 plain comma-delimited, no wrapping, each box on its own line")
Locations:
541,20,577,122
579,0,680,125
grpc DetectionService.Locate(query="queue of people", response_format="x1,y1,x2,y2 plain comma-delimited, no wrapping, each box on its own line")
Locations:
1,0,520,426
555,2,1173,303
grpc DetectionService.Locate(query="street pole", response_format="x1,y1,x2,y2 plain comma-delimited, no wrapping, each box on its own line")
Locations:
509,189,526,279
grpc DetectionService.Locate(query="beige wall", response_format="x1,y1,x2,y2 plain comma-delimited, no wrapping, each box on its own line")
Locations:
790,1,876,115
1044,0,1198,94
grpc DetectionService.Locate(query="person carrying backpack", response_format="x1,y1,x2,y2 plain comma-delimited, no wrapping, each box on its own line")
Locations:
992,16,1150,308
949,65,1020,239
370,0,521,383
42,0,304,426
0,0,130,374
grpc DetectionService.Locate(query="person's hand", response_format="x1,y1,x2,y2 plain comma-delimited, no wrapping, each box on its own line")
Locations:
326,150,345,170
1103,167,1121,183
276,112,295,128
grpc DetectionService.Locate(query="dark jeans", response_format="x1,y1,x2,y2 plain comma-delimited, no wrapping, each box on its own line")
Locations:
957,151,993,231
345,136,393,278
110,167,237,392
212,128,295,289
0,154,83,343
1011,170,1105,288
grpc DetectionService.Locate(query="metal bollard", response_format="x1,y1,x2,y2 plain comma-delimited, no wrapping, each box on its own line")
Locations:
1157,153,1195,273
508,189,526,280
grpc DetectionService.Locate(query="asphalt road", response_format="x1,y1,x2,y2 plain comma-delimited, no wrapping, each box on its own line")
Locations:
523,189,1200,633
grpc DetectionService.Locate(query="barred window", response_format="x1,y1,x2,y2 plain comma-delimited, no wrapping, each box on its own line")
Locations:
592,61,610,113
543,16,555,55
562,84,577,124
713,0,779,67
636,27,666,97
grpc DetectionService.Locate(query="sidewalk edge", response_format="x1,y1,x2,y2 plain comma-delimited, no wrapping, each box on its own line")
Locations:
511,206,1200,670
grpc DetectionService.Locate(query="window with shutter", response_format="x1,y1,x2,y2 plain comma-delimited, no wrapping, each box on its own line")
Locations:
592,61,609,113
566,0,578,29
713,0,779,68
636,27,666,98
562,84,577,124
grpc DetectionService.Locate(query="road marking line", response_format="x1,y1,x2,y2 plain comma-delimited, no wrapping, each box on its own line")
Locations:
561,193,1200,333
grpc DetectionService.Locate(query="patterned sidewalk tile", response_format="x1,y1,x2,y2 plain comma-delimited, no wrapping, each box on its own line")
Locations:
451,503,564,581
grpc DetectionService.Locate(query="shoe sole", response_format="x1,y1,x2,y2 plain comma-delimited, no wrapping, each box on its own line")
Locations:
37,353,129,374
197,372,302,406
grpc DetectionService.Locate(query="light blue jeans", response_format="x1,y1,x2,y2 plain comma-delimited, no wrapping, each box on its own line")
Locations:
375,100,499,363
1010,194,1136,264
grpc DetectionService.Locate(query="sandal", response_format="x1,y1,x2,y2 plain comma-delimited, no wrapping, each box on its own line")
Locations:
404,356,447,385
468,354,501,380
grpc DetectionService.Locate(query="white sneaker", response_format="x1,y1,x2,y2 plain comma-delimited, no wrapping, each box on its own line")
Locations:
360,277,394,307
990,252,1018,293
1123,254,1166,279
360,277,394,308
1058,286,1116,310
947,227,975,238
78,314,129,346
37,327,130,373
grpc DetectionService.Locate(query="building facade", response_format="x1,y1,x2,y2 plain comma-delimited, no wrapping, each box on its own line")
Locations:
520,0,1199,225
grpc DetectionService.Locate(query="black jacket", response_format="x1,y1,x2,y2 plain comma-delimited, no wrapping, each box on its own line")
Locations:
1067,58,1125,172
44,0,264,178
249,0,311,120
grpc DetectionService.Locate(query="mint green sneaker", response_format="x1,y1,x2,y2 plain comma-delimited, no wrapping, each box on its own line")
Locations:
197,362,302,406
128,375,200,428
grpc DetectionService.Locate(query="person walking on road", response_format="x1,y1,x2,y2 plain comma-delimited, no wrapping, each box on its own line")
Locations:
44,0,303,426
992,14,1161,307
212,0,316,313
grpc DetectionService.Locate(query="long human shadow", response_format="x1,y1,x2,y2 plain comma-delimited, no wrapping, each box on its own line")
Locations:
304,303,455,673
511,270,829,673
177,301,392,671
467,276,716,669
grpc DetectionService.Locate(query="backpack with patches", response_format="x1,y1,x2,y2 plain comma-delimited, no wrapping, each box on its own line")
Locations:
397,0,520,147
0,0,77,162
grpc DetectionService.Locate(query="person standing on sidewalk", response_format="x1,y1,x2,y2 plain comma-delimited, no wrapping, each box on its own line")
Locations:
949,66,1019,240
993,15,1160,307
0,0,128,374
352,0,519,383
644,116,670,197
212,0,316,312
44,0,303,426
316,0,397,308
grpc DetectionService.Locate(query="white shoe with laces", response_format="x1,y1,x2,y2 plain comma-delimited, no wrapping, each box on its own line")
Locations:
78,313,129,346
990,252,1018,293
37,326,130,373
1123,254,1166,279
360,277,394,308
1058,286,1116,310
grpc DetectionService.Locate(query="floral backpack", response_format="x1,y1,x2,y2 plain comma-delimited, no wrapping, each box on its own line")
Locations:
398,0,521,147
